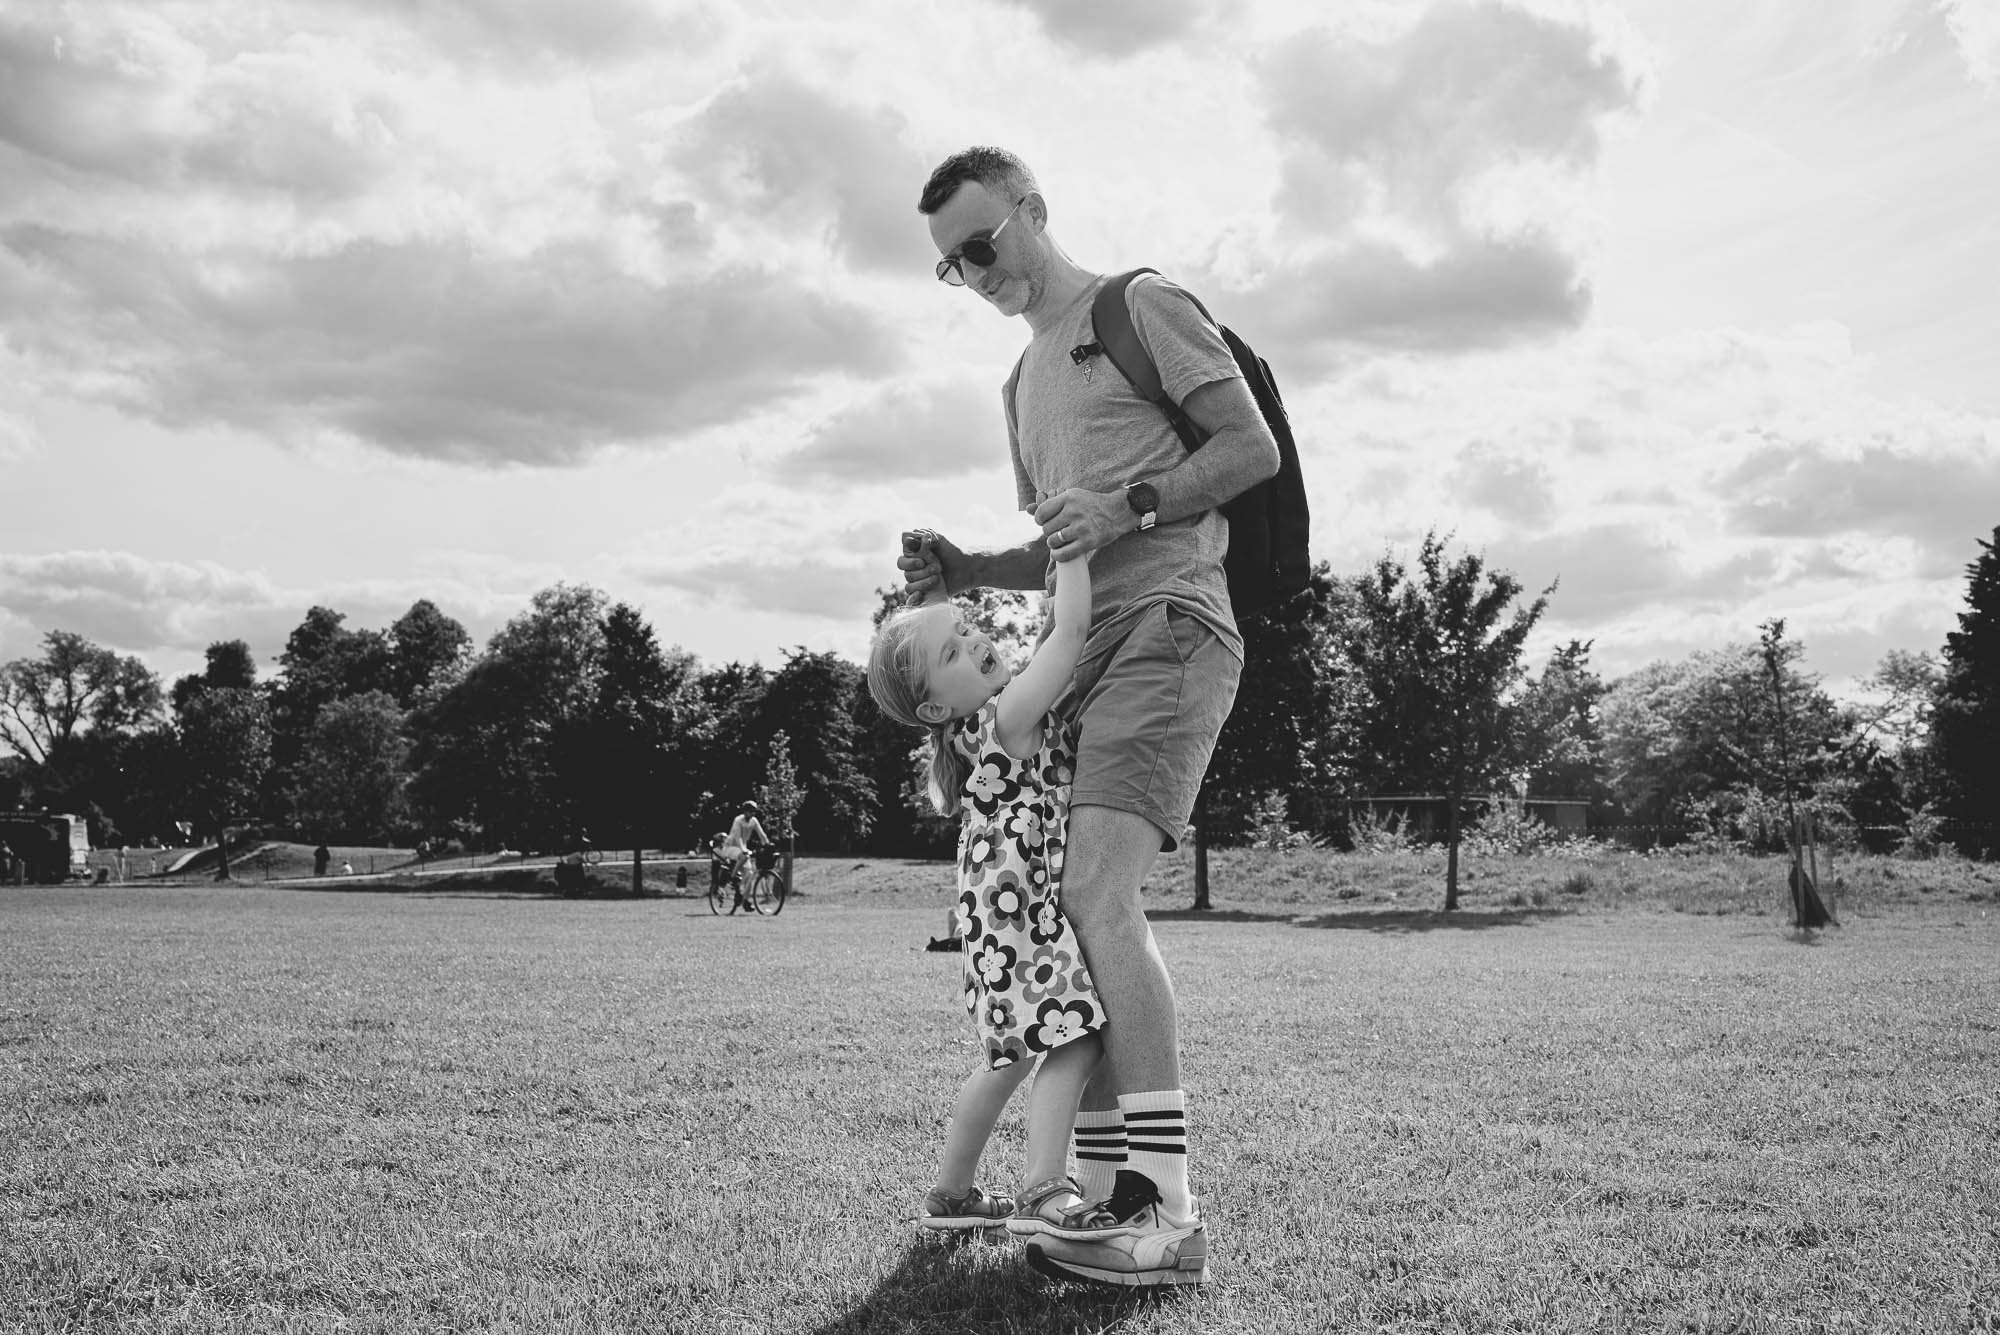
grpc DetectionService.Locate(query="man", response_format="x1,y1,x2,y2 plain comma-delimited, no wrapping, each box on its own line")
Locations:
901,147,1278,1288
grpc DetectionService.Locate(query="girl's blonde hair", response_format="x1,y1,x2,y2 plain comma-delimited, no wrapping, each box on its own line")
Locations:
867,605,972,815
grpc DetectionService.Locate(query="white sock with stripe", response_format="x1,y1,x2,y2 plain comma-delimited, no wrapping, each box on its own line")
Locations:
1119,1089,1192,1222
1071,1109,1126,1200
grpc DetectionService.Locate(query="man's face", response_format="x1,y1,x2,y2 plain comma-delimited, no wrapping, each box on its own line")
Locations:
928,181,1038,317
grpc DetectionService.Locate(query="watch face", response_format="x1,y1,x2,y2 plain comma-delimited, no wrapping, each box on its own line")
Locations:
1127,482,1159,516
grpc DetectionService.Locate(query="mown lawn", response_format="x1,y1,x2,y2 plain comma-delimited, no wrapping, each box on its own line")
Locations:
2,852,1996,1334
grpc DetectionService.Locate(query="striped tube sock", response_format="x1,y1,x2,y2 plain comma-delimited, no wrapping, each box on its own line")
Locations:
1120,1090,1192,1222
1071,1109,1126,1201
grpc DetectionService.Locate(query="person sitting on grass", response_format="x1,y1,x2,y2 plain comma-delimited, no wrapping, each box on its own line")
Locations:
868,546,1132,1242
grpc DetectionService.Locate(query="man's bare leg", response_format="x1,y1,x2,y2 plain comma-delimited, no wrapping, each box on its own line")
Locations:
1058,804,1195,1221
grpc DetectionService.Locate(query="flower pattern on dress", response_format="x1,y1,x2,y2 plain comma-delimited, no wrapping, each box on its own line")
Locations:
1025,998,1099,1053
1019,942,1079,1004
970,937,1016,989
946,698,1104,1070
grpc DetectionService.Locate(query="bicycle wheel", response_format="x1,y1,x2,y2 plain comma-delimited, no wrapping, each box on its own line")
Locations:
707,875,726,915
757,869,787,915
742,869,773,915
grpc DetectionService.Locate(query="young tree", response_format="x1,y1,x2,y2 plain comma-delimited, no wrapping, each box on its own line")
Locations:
1345,532,1549,910
1599,628,1850,847
1929,526,2000,858
0,631,163,765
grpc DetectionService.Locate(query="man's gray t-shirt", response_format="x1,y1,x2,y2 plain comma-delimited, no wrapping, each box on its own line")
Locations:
1005,272,1245,662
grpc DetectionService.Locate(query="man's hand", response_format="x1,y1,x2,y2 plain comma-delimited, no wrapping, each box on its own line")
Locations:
898,529,966,604
1031,488,1129,563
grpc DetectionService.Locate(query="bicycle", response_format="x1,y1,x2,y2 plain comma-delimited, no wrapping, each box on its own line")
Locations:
708,845,786,915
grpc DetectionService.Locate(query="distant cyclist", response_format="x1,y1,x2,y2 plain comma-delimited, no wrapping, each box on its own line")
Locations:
719,801,770,882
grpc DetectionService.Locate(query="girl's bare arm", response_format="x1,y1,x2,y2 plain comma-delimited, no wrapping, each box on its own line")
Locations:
993,555,1090,757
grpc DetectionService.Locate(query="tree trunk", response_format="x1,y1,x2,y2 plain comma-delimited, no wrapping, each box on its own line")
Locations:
214,823,232,882
1191,789,1211,911
1443,793,1460,911
632,845,643,897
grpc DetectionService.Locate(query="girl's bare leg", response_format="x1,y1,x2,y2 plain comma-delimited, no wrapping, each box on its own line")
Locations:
935,1058,1035,1193
1023,1033,1103,1187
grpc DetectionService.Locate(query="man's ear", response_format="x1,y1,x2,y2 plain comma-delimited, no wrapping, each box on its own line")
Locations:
916,700,951,726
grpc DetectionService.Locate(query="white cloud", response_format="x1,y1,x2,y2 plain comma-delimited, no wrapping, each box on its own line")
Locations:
1940,0,2000,87
787,379,1006,483
670,65,939,275
0,549,529,674
992,0,1208,58
1228,1,1651,354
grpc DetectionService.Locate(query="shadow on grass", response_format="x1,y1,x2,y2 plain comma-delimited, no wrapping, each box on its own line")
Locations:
1290,906,1568,933
805,1235,1175,1335
1147,907,1297,925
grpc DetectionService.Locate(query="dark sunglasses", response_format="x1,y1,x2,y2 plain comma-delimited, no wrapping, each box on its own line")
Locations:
936,197,1026,286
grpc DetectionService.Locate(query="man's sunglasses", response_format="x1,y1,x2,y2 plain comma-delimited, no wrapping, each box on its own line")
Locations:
936,197,1026,286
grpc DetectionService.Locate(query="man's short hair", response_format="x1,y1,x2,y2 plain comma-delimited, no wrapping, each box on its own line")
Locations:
917,146,1038,216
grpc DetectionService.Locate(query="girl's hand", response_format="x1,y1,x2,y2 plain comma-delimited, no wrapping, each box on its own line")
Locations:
899,529,963,604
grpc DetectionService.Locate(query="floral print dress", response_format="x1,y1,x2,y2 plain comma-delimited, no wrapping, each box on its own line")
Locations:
949,699,1104,1069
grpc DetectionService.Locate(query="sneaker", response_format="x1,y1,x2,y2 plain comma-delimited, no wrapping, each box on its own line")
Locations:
1024,1172,1206,1287
918,1183,1014,1232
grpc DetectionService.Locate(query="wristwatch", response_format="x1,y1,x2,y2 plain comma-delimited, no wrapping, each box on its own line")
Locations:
1124,481,1159,532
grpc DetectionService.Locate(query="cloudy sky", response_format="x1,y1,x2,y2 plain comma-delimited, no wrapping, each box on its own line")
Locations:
3,0,1996,701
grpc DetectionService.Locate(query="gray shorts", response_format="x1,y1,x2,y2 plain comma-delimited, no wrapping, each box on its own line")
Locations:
1069,602,1241,852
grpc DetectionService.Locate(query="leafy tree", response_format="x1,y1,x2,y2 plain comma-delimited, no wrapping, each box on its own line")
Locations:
1204,567,1366,846
1344,533,1549,910
1511,639,1609,805
1599,626,1852,847
171,639,260,716
1929,526,2000,857
178,686,273,878
761,648,872,850
0,631,163,765
407,584,608,851
388,600,471,707
290,691,409,843
582,603,704,864
688,661,771,840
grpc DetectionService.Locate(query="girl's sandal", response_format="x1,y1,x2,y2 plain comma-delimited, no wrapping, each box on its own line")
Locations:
918,1183,1015,1232
1005,1176,1142,1240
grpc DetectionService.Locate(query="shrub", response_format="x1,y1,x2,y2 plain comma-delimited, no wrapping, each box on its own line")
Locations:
1349,805,1413,855
1895,804,1955,860
1463,796,1561,856
1248,791,1319,852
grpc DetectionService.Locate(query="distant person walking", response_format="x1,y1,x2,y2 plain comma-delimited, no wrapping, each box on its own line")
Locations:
313,843,331,877
870,547,1132,1241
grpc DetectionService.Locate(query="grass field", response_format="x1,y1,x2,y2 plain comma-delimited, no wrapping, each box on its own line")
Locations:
3,849,1996,1333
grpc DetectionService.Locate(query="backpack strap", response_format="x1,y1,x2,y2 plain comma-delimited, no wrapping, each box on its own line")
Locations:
1091,269,1208,454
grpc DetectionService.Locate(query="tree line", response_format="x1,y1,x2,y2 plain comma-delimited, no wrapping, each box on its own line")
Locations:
3,527,1996,864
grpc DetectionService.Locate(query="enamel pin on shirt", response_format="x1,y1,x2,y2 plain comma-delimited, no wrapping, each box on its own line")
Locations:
1070,341,1102,384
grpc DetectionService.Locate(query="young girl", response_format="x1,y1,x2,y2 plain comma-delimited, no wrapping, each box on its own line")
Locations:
867,548,1133,1243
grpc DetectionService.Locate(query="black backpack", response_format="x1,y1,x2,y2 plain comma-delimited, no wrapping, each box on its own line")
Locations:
1009,268,1312,616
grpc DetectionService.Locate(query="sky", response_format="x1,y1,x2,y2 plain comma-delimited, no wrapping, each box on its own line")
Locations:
3,0,1997,704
